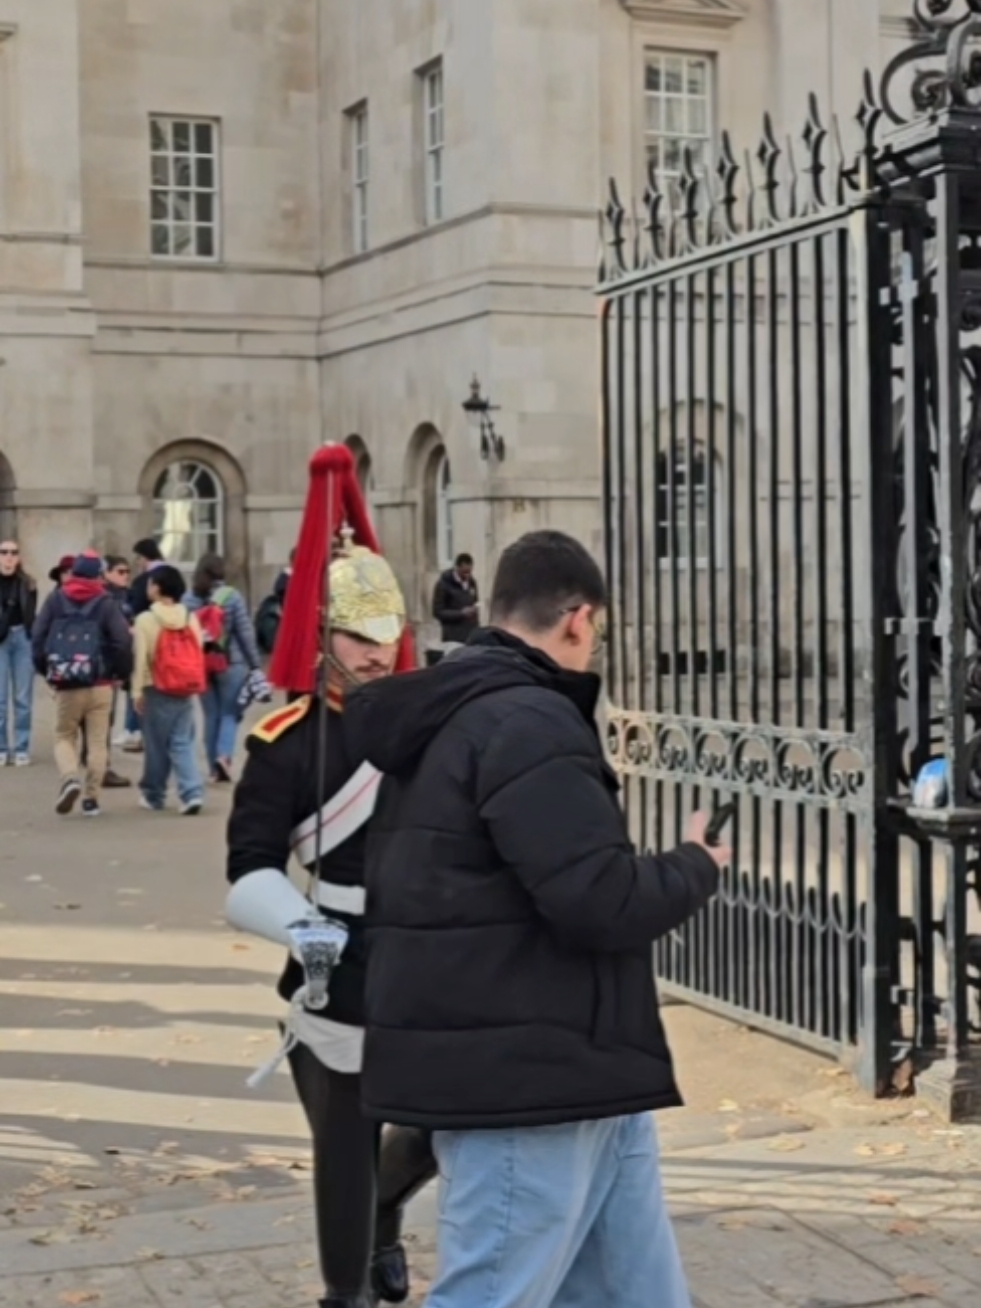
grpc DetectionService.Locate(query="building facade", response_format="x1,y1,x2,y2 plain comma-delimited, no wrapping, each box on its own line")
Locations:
0,0,919,635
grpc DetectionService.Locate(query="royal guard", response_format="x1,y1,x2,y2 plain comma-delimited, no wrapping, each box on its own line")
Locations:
225,445,436,1308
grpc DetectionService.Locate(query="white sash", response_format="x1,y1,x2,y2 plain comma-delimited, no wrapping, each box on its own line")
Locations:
289,761,382,872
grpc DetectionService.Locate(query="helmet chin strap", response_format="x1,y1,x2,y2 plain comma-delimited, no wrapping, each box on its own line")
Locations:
325,649,364,691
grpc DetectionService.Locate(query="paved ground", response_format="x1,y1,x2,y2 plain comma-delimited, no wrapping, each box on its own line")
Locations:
2,693,981,1305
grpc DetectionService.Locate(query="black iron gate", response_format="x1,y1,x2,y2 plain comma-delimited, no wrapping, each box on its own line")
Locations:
600,2,981,1113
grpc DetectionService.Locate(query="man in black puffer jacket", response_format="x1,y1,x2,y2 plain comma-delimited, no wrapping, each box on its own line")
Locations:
350,530,729,1308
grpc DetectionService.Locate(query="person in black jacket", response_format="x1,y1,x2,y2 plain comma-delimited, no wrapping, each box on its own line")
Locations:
350,530,729,1308
0,538,38,765
431,552,478,644
129,537,165,617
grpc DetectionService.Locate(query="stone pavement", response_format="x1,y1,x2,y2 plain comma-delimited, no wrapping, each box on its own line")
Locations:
2,693,981,1306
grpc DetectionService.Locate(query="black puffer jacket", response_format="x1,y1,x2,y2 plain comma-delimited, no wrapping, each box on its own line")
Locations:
348,628,719,1130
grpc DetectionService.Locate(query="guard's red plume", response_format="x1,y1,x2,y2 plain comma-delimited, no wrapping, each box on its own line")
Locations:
269,445,415,693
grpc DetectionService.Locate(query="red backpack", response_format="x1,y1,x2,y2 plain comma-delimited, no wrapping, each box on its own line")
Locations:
196,585,233,674
152,618,207,696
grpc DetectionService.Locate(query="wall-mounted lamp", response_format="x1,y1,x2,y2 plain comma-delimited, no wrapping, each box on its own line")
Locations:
461,375,505,462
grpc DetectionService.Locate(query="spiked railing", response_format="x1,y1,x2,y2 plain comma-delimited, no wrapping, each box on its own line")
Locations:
599,0,981,283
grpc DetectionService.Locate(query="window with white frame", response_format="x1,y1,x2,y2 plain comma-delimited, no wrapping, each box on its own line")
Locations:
349,103,369,253
655,448,715,567
150,117,219,259
644,53,712,191
153,460,225,568
422,62,445,224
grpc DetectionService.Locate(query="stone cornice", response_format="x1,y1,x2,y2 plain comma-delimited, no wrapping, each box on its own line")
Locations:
620,0,745,30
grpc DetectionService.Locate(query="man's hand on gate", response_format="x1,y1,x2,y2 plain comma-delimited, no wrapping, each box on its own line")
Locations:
686,811,732,870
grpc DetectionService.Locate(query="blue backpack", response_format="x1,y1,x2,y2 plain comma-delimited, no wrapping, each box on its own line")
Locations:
44,595,106,689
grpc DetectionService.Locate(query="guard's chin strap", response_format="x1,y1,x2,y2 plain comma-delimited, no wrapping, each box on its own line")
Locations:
325,651,364,692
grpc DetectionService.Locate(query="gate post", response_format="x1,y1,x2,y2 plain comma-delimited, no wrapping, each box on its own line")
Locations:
877,12,981,1117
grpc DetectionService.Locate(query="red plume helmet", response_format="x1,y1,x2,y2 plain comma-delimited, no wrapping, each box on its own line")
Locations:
269,444,415,693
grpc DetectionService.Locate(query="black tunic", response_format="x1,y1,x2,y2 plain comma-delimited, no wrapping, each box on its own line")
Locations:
226,696,371,1028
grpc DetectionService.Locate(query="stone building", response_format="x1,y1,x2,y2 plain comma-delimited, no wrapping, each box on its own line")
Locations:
0,0,919,633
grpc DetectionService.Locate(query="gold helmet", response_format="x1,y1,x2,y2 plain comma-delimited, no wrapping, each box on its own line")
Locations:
329,544,406,647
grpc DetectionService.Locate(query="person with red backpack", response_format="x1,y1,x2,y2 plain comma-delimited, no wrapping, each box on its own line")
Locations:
31,552,134,816
185,553,264,783
131,564,206,815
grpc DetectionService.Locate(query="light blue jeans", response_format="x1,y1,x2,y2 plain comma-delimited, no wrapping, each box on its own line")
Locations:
427,1114,690,1308
140,689,203,807
0,626,34,757
201,664,247,771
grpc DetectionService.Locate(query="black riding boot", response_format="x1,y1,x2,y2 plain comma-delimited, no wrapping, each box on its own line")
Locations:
371,1125,438,1304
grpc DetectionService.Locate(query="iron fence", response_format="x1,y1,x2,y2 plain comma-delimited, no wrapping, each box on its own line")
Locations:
600,0,981,1113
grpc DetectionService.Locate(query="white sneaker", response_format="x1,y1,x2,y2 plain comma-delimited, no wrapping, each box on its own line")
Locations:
0,754,8,768
138,794,163,812
179,799,203,816
14,754,30,767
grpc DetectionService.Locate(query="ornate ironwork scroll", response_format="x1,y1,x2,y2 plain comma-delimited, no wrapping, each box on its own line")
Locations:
606,710,869,812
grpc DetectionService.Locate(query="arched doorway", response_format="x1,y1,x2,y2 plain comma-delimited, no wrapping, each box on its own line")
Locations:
344,434,374,493
138,441,248,588
0,451,15,542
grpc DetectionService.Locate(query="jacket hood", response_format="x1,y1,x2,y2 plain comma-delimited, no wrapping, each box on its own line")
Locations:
149,601,193,630
347,628,600,775
61,578,106,605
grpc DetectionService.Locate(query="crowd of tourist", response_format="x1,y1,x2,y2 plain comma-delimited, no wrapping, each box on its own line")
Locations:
0,534,273,815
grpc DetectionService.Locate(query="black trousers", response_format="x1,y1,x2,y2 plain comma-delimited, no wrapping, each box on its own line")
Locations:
287,1041,436,1299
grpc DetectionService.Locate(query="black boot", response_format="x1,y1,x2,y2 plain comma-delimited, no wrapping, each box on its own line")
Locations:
371,1244,409,1304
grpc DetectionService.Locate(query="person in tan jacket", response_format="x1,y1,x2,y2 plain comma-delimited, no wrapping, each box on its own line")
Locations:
132,564,206,815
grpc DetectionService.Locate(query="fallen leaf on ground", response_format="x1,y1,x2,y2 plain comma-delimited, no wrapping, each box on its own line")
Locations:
869,1192,899,1207
29,1230,73,1246
718,1099,740,1113
231,943,250,951
895,1274,941,1297
58,1293,101,1305
768,1137,804,1152
72,1181,96,1191
137,1248,163,1261
880,1141,907,1157
888,1219,924,1236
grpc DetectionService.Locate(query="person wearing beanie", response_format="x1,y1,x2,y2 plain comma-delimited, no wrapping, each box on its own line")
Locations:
31,551,134,816
225,445,435,1308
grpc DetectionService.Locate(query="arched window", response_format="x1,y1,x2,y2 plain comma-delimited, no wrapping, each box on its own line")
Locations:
655,447,716,566
436,453,452,568
153,459,225,567
421,443,453,570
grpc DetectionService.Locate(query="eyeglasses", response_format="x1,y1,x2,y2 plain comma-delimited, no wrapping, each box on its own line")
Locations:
0,547,19,556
